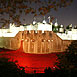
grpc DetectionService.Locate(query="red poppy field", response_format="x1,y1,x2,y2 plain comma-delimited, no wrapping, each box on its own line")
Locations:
0,41,60,73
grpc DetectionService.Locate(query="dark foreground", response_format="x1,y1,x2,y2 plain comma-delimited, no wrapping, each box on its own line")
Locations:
0,49,76,77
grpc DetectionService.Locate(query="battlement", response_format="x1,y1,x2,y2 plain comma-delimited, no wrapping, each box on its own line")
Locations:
0,31,22,50
23,30,53,36
23,30,52,34
23,30,53,40
22,30,69,54
0,30,73,54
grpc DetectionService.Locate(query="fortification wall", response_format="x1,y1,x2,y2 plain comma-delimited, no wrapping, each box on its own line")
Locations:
0,30,73,53
62,40,73,51
22,30,68,54
0,31,22,50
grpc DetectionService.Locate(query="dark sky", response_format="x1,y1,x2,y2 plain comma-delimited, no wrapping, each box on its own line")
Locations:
50,0,77,26
0,0,77,27
22,0,77,26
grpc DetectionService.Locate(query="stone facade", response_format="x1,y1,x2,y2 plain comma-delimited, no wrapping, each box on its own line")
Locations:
22,30,72,54
0,30,73,54
0,31,22,50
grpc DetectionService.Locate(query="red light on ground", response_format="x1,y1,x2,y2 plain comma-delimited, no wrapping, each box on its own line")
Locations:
0,41,61,73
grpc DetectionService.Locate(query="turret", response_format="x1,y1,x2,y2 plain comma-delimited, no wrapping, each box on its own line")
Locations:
59,25,64,33
33,17,37,25
42,16,46,24
69,24,72,31
48,16,50,23
48,16,53,26
74,25,77,29
33,21,36,25
9,23,16,32
53,19,59,33
66,24,73,31
54,19,58,27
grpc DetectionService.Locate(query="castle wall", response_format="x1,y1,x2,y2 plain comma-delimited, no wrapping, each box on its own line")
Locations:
0,31,22,50
23,30,68,54
0,30,73,53
62,40,73,51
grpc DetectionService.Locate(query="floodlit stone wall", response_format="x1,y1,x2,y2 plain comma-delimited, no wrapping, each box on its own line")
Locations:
22,30,70,54
0,31,22,50
62,40,73,51
0,30,73,53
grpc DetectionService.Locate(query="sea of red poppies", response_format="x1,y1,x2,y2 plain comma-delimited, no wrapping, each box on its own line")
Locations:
0,41,61,73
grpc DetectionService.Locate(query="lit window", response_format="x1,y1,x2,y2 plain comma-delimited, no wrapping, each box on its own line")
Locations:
25,39,27,42
51,40,53,41
48,40,50,42
25,39,29,42
42,39,45,42
31,39,35,42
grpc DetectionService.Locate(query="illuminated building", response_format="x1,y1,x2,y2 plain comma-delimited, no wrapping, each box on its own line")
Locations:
0,17,77,54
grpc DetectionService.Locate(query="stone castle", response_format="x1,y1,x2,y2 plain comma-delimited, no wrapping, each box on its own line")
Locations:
0,17,77,54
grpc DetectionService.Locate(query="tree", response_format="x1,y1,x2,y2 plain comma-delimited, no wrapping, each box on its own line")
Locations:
0,58,26,77
55,40,77,76
44,67,53,77
0,0,73,27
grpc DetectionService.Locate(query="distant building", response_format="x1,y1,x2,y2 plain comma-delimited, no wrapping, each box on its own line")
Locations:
0,16,77,54
0,17,77,40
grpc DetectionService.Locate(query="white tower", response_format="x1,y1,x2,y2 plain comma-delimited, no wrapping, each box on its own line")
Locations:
9,23,16,32
69,24,72,28
54,19,58,27
59,25,64,33
42,16,46,24
33,17,36,25
48,16,50,23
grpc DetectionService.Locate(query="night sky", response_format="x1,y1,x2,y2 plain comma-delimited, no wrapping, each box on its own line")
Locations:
22,0,77,26
50,0,77,26
0,0,77,27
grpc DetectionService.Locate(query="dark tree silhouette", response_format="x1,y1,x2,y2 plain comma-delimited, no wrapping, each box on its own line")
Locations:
0,0,73,27
0,58,26,77
55,40,77,76
44,67,53,77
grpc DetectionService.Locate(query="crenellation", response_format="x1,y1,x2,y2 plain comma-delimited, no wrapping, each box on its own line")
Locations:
30,30,35,34
49,31,52,37
37,30,42,34
22,30,65,53
0,17,77,54
0,29,73,54
24,30,29,34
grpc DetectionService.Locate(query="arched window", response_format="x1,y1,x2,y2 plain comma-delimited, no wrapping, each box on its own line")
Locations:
25,39,29,42
42,39,45,42
47,40,51,42
31,39,35,42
